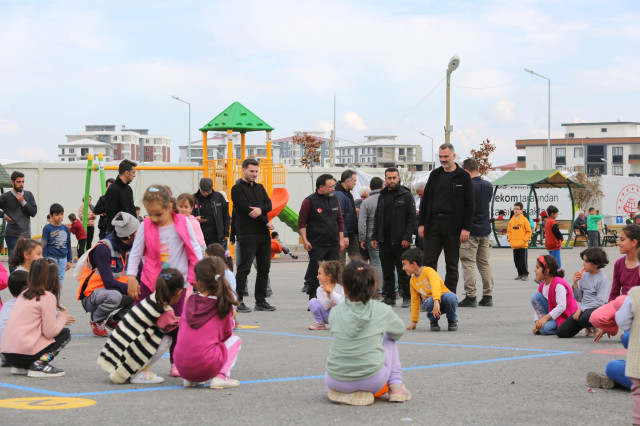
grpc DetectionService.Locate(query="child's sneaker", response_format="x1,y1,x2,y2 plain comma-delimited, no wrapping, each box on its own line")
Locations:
90,320,108,337
1,354,10,367
130,370,164,384
27,361,65,377
210,376,240,389
11,367,28,375
170,364,181,377
327,389,374,406
586,371,615,389
308,321,327,330
388,383,412,402
448,321,458,331
430,321,440,332
105,316,120,330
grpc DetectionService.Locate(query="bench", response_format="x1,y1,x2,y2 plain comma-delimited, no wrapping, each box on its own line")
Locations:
601,224,621,247
555,220,574,247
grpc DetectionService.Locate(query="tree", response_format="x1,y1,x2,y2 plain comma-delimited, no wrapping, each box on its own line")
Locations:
571,170,604,212
292,133,323,191
469,139,496,175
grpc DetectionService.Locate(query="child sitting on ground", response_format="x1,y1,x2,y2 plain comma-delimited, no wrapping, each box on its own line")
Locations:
590,224,640,341
98,269,184,384
401,248,458,332
325,260,410,406
0,271,28,366
1,258,75,377
531,255,578,335
9,238,42,273
614,283,640,425
174,257,242,389
544,205,564,270
177,193,206,255
556,248,609,338
68,213,88,258
308,260,345,330
508,202,532,281
42,203,72,290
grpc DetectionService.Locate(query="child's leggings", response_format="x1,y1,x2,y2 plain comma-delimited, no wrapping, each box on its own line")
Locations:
4,328,71,369
218,335,242,378
324,333,402,393
308,298,330,323
590,295,627,336
143,335,173,372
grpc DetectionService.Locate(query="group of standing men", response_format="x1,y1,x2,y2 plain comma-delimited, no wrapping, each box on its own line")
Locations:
298,143,496,309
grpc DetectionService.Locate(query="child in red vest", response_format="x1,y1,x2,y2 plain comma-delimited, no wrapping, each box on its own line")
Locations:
544,205,563,270
531,255,578,335
68,213,88,258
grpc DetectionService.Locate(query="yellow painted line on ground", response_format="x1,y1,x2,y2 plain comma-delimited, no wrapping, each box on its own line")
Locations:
237,325,260,329
0,396,96,410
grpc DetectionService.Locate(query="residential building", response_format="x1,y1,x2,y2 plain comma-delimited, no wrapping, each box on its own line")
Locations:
179,132,282,165
58,139,112,162
516,121,640,176
61,125,171,162
272,131,331,167
335,135,427,170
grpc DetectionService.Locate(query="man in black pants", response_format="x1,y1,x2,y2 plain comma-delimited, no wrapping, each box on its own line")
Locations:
371,167,416,308
418,143,474,295
299,174,345,300
231,159,275,313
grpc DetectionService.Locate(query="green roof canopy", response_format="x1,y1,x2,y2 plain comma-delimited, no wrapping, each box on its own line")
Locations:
199,102,274,133
491,170,584,189
0,164,12,189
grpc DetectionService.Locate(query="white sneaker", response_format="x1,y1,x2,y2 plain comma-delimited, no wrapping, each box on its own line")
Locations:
11,367,28,375
130,370,164,384
210,376,239,389
183,379,211,387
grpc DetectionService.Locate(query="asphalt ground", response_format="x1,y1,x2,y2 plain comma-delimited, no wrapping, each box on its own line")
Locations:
0,245,632,425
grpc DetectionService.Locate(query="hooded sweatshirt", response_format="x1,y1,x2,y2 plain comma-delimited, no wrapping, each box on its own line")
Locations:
326,299,405,381
173,294,233,383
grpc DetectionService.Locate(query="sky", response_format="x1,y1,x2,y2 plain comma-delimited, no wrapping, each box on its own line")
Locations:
1,0,639,166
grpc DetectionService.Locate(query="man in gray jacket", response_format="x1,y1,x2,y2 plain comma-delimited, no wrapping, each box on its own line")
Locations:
358,177,383,283
0,171,37,269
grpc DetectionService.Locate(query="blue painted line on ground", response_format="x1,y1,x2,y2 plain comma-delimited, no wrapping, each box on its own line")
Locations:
0,382,69,397
66,385,183,397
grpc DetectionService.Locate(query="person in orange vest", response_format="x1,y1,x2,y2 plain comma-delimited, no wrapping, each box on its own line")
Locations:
76,212,140,337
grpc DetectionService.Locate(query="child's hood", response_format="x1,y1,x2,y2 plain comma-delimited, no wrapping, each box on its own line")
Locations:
184,294,219,329
341,300,375,338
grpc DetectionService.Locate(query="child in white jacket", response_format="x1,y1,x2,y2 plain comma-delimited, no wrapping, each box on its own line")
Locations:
308,261,345,330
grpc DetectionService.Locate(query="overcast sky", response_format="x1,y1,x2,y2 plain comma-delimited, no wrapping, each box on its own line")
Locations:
1,0,639,166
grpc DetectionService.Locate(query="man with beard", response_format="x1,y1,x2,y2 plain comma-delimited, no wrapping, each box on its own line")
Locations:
0,171,37,270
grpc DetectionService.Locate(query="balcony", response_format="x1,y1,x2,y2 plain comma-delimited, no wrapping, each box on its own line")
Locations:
612,155,623,164
629,155,640,164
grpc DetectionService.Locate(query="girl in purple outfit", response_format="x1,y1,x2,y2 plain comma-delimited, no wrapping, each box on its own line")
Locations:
308,261,345,330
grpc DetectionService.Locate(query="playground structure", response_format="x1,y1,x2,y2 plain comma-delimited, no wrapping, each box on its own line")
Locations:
81,102,299,238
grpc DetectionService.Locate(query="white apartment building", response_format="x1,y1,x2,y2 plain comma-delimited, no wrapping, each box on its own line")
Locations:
179,132,282,165
61,125,171,162
272,131,331,167
58,139,112,162
516,122,640,176
335,135,428,171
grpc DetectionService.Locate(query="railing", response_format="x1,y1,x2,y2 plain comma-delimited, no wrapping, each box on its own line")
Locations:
205,158,285,192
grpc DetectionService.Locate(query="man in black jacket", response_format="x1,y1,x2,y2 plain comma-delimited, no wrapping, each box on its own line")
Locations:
299,174,345,301
418,144,474,294
193,178,229,247
93,178,115,239
371,168,416,308
231,159,275,313
104,159,137,235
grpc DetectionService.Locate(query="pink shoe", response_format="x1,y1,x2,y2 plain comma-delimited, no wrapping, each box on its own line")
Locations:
170,364,180,377
308,321,327,330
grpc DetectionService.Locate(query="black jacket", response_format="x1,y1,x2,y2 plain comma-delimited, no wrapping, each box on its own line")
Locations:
104,176,136,234
231,179,272,236
371,185,416,244
301,192,341,245
418,163,474,234
193,190,229,242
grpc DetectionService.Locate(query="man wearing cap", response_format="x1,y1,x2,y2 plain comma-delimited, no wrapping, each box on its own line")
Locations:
104,159,137,235
76,212,139,337
193,177,229,247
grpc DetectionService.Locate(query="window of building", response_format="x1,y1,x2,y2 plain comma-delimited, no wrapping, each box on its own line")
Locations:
613,165,623,176
612,147,623,164
601,128,607,133
69,158,75,162
555,147,566,165
113,136,117,141
574,147,583,158
69,148,75,154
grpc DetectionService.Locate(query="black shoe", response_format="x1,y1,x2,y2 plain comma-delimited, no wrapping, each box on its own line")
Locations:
401,297,411,308
458,296,477,307
28,361,65,377
430,321,440,332
301,284,308,293
448,321,458,331
514,275,522,280
478,296,493,307
255,300,276,311
291,254,299,259
237,303,252,313
383,298,396,306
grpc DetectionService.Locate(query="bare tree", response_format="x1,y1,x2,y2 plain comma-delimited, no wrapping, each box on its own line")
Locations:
293,133,323,192
469,139,496,175
571,170,604,211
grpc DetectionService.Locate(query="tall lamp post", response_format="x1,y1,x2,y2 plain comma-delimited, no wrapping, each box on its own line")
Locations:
419,132,434,170
445,55,460,143
171,95,191,163
524,68,551,169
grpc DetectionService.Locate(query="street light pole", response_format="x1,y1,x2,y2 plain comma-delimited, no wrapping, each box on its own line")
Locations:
524,68,551,169
445,56,460,143
171,95,191,163
419,132,434,170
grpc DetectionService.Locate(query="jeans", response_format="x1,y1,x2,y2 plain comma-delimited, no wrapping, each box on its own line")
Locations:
339,234,361,265
235,233,271,303
531,292,557,335
304,244,340,300
50,256,68,290
588,230,599,247
379,242,410,300
548,249,561,269
5,236,17,272
366,239,382,285
423,216,461,294
423,292,458,323
459,235,494,298
605,330,631,390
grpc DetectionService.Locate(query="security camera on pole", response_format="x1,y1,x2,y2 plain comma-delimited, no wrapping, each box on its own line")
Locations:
445,56,460,143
